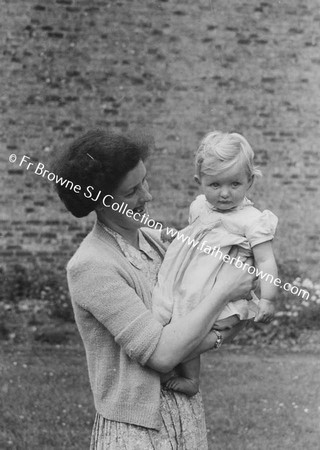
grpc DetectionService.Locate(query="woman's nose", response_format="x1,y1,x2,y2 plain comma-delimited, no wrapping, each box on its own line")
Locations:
140,183,152,202
144,190,153,202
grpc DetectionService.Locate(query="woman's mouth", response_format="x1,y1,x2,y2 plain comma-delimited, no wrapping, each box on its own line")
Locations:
133,206,146,215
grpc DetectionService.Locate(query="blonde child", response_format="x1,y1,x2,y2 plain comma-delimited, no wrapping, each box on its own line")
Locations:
152,131,278,396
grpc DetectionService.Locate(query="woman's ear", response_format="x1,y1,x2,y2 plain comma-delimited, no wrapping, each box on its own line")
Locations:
95,202,105,213
194,175,201,185
248,175,254,189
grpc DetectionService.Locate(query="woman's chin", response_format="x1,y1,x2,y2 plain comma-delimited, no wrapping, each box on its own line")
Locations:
131,207,149,224
128,212,147,229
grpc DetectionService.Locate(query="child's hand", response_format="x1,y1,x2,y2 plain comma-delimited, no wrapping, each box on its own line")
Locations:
161,227,177,243
254,299,275,323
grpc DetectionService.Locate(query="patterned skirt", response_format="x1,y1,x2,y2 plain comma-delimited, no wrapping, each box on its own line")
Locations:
90,389,208,449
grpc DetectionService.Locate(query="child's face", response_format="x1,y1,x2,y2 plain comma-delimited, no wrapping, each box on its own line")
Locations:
197,164,253,211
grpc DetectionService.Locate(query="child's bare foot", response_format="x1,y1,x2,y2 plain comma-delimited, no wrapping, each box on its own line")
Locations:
165,376,199,397
160,371,175,385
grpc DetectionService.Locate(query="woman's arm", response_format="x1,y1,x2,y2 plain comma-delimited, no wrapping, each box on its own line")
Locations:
181,320,249,362
70,247,255,374
147,249,256,373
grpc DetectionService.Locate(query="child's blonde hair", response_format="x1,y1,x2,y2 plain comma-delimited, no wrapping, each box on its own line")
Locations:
195,131,262,179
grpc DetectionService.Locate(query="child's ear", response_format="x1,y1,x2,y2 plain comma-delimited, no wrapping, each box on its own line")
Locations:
248,175,254,189
194,175,201,185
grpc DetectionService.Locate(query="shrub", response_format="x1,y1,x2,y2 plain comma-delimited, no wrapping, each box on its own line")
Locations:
0,262,74,322
234,276,320,346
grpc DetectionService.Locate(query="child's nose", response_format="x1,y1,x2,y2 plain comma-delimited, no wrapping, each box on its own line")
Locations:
220,187,230,198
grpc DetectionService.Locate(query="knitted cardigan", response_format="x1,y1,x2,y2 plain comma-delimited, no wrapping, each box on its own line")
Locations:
67,221,167,430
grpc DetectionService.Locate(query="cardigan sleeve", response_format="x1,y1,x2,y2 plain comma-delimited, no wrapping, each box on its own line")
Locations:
67,259,163,366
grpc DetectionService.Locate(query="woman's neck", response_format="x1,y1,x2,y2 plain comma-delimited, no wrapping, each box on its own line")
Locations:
97,216,140,249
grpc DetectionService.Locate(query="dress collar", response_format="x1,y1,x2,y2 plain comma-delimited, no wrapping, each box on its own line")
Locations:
98,222,155,270
205,197,254,213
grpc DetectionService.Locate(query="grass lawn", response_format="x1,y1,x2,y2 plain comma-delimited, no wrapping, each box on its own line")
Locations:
201,348,320,450
0,343,94,450
1,341,319,450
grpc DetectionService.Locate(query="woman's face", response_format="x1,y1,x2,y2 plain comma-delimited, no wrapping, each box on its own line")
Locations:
97,160,152,231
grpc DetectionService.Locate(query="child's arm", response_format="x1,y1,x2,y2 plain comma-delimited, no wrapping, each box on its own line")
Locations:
252,240,278,323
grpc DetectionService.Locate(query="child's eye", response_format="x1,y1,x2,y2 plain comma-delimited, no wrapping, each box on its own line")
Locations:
210,183,220,188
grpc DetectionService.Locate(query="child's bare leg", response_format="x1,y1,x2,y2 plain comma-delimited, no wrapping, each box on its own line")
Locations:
214,315,240,331
165,356,200,397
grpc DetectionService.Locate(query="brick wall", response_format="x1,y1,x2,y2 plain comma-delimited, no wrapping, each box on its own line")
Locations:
1,0,320,278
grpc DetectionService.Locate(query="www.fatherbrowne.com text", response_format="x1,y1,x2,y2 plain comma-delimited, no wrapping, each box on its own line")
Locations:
162,227,309,301
12,154,309,301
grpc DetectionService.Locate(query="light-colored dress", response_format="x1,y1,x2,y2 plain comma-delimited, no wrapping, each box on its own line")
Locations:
90,225,208,450
152,195,278,325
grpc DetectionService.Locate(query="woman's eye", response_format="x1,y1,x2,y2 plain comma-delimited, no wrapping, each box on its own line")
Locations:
232,182,240,187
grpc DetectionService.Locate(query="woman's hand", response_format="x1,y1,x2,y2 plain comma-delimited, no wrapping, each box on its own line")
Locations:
214,247,257,303
161,227,178,243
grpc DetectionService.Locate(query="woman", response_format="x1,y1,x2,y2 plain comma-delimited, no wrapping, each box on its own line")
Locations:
52,129,255,449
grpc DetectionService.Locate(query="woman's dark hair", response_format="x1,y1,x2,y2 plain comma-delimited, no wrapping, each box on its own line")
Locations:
51,129,152,217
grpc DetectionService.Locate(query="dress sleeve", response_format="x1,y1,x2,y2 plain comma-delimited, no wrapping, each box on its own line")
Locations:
245,209,278,248
67,260,163,365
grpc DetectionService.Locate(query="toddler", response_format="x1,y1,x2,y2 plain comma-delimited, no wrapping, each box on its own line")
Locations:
152,131,278,396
